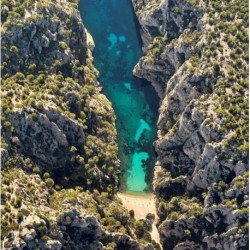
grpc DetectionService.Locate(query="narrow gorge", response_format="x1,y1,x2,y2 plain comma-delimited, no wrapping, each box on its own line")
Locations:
1,0,248,249
80,0,159,193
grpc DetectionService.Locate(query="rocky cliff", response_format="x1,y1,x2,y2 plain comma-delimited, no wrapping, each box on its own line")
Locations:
1,0,159,249
2,167,157,249
1,0,120,193
132,0,249,249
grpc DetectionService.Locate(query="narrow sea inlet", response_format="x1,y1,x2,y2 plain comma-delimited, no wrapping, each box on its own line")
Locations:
79,0,159,192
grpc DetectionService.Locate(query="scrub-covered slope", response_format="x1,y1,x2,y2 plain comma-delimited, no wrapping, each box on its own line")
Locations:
2,0,119,193
132,0,249,249
1,0,159,249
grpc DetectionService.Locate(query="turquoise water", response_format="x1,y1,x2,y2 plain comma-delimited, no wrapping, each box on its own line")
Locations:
79,0,159,192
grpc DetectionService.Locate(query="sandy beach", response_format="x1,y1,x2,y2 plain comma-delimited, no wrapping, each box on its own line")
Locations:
117,192,161,246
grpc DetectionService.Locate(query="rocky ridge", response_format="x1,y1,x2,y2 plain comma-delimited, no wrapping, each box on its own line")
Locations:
132,0,249,249
1,0,120,192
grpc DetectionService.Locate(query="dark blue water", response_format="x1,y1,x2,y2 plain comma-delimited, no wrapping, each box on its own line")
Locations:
79,0,159,192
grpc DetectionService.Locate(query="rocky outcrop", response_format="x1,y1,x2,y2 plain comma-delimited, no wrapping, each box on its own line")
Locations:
2,167,157,250
133,33,195,97
8,106,84,168
58,210,103,249
7,209,104,249
2,0,86,80
132,0,200,47
132,0,249,249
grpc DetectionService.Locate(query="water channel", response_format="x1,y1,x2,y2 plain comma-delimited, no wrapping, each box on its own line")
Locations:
79,0,159,192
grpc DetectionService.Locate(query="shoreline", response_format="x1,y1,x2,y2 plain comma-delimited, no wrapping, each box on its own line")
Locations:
117,192,155,220
118,190,154,197
117,192,161,247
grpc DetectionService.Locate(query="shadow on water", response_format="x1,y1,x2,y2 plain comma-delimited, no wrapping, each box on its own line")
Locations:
79,0,159,193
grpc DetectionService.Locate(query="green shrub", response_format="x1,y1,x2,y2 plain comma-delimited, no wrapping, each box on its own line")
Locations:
129,210,135,218
41,235,49,241
28,64,36,71
218,180,226,191
45,178,54,187
59,41,68,50
184,229,191,236
17,212,23,223
14,72,25,81
134,220,145,238
31,112,38,121
235,180,244,189
37,225,47,237
146,213,155,221
65,216,72,224
36,101,44,111
243,172,249,179
70,146,77,154
242,222,249,231
3,121,14,132
27,14,43,22
168,211,179,220
14,196,22,208
238,142,249,152
36,74,46,84
10,46,18,53
239,207,248,215
43,172,50,179
20,208,30,217
33,166,40,174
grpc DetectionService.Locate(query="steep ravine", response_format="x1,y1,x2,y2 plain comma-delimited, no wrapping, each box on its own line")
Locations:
132,0,249,249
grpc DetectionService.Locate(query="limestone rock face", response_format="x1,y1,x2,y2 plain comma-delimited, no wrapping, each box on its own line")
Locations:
2,0,86,81
44,240,62,250
132,0,200,47
8,106,85,169
58,210,103,248
1,148,9,165
20,228,37,241
9,209,103,250
132,0,249,248
133,30,195,98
